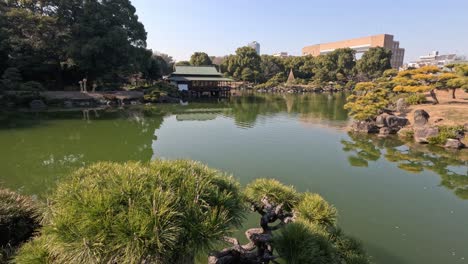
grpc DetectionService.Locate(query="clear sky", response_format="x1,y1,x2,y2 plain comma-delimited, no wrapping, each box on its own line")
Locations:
132,0,468,62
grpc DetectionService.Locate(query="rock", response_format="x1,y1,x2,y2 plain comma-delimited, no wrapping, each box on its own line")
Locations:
396,98,408,113
454,129,465,140
350,121,379,133
444,139,465,149
378,127,391,137
434,118,443,123
414,126,439,143
375,113,390,128
413,109,430,127
29,99,46,110
386,115,408,128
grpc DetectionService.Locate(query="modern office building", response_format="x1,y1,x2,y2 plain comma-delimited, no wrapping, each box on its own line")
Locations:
273,52,290,58
302,34,405,69
248,41,260,54
405,51,457,69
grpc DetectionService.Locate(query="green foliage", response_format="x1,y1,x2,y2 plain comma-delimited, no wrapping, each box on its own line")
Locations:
12,236,52,264
142,81,179,102
356,47,392,80
405,93,427,105
260,55,286,82
144,54,172,81
392,66,442,103
244,178,300,211
345,84,389,121
296,193,337,228
190,52,212,66
1,67,22,90
0,188,42,263
428,125,464,145
175,61,191,66
21,160,245,263
273,221,337,264
0,189,42,247
330,228,370,264
221,46,261,82
254,72,286,89
382,69,398,78
20,81,45,91
3,0,152,90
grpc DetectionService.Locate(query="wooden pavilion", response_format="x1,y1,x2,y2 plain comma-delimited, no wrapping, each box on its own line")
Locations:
168,66,232,97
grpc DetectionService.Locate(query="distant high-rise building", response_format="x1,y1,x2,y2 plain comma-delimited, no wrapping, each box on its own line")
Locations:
302,34,405,69
405,51,458,69
248,41,260,54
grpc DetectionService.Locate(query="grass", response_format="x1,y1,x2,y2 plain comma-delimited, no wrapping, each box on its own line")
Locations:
427,125,464,145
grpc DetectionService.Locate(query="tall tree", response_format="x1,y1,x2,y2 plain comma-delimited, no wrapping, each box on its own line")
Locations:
221,46,261,82
0,1,10,75
392,66,441,104
356,47,392,80
190,52,212,66
259,55,285,82
65,0,148,85
4,0,69,89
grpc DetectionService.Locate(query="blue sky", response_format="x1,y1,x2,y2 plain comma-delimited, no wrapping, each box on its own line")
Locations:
132,0,468,62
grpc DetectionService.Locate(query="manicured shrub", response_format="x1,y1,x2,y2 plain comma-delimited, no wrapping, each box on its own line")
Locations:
405,93,426,105
244,178,301,211
17,160,244,264
273,221,337,264
0,189,41,263
296,193,337,228
12,236,51,264
0,189,41,247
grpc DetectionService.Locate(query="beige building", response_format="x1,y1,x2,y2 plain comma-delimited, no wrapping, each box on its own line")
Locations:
302,34,405,69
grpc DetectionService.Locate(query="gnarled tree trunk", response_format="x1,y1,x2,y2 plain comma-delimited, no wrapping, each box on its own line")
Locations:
209,197,295,264
429,90,439,104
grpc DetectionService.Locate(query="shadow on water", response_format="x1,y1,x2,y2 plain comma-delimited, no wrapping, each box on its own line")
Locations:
365,243,409,264
341,133,468,200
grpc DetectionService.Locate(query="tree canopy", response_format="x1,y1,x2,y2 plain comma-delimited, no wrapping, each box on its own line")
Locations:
221,46,261,82
1,0,163,90
356,47,392,80
190,52,212,66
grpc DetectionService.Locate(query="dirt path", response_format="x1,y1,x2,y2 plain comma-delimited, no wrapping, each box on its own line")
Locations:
406,90,468,127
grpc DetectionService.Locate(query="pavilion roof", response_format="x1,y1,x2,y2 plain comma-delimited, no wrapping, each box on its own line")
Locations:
169,76,232,82
172,66,222,76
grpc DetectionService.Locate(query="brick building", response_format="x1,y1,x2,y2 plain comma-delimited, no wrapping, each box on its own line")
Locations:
302,34,405,69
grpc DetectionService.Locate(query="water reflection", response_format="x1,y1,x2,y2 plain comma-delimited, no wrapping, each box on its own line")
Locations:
225,93,349,129
341,133,468,199
0,108,165,194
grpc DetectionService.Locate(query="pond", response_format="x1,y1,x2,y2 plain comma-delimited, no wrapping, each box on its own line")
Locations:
1,93,467,264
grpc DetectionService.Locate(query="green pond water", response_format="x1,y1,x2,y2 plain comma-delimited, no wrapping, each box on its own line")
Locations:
1,93,467,264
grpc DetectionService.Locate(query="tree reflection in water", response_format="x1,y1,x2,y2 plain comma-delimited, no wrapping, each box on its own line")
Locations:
341,133,468,199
